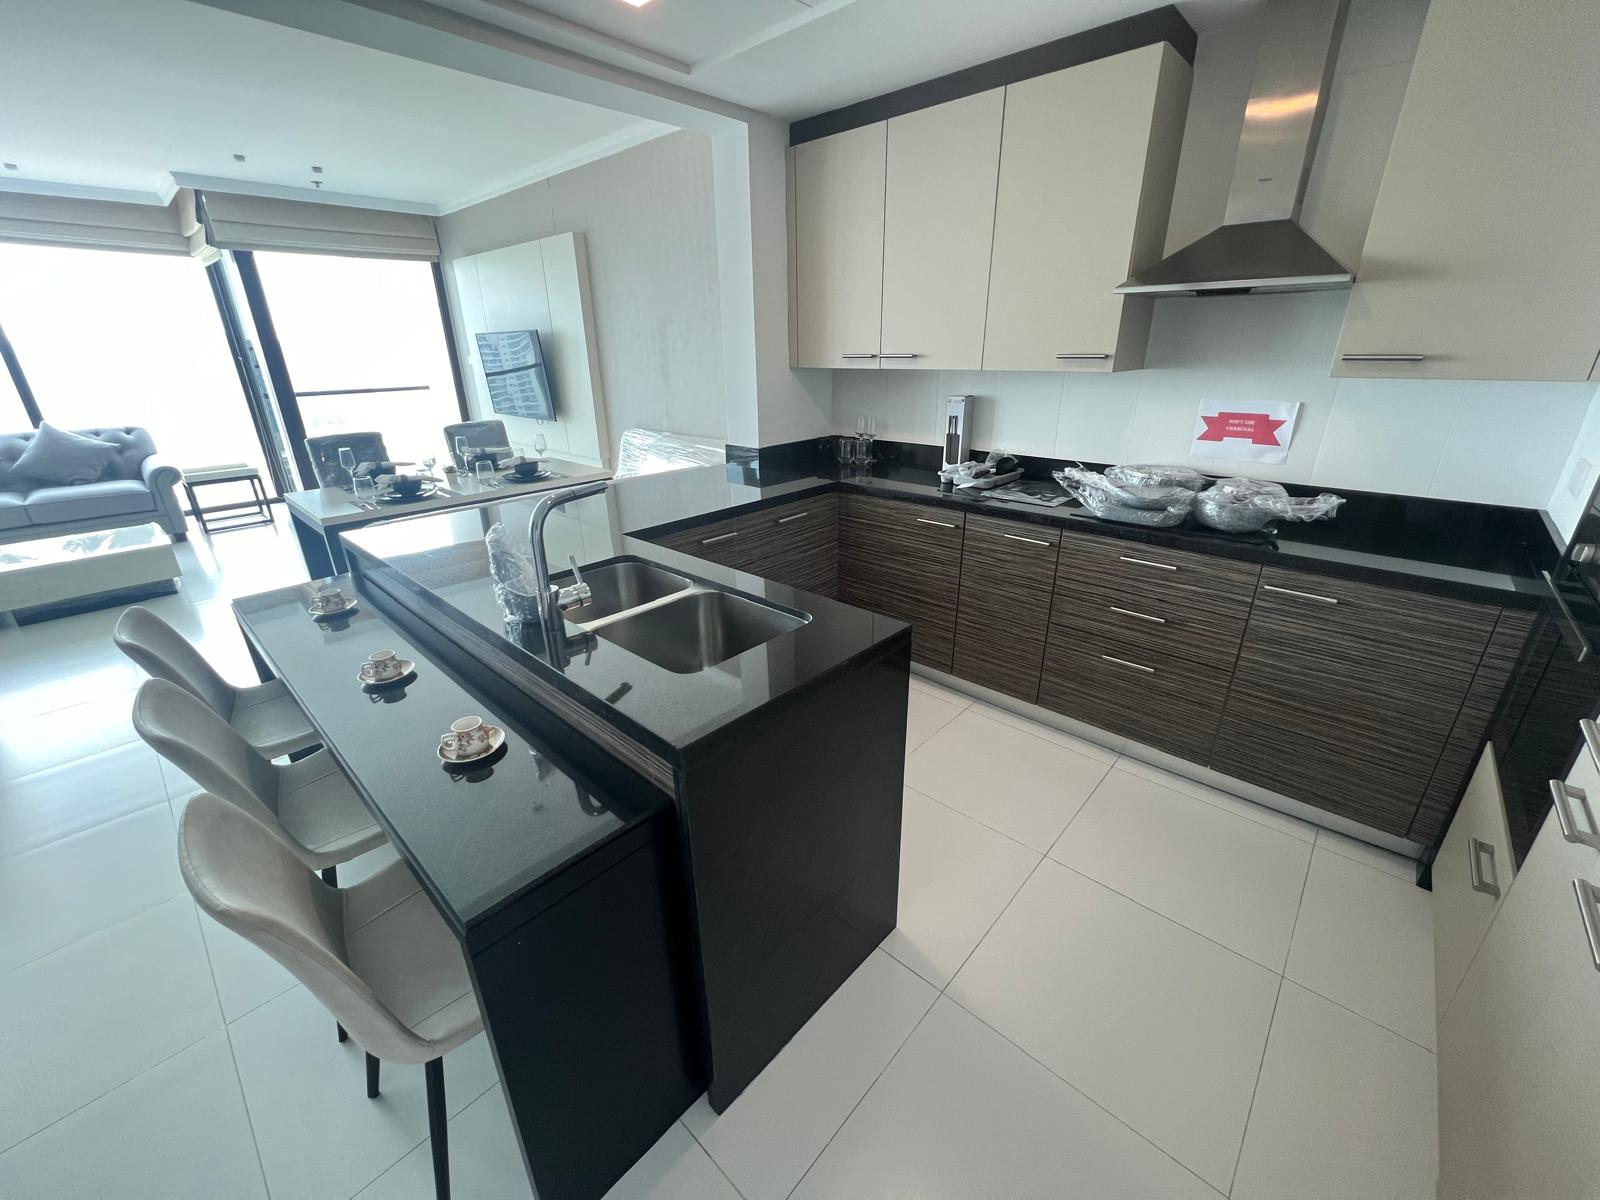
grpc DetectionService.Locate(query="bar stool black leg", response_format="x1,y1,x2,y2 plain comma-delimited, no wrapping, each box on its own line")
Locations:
426,1058,449,1200
366,1053,380,1099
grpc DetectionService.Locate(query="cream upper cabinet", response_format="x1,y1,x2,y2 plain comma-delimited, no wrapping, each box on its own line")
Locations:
879,88,1005,371
794,122,887,369
1333,0,1600,381
983,44,1190,373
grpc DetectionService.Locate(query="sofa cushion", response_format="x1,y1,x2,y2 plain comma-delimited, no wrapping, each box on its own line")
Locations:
0,491,28,531
10,422,119,486
0,425,158,489
24,479,154,524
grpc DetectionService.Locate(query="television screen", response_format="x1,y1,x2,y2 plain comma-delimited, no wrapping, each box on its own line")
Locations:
474,329,556,421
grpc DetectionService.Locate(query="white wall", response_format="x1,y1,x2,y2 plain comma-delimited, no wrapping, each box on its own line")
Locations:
830,0,1599,511
437,130,728,458
1547,389,1600,540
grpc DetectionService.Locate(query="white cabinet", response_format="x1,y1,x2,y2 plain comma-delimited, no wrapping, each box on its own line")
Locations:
1436,729,1600,1199
793,122,887,369
879,88,1005,371
1432,745,1516,1021
1333,0,1600,381
983,43,1189,373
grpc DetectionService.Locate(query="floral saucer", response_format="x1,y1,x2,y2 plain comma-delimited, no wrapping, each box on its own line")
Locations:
309,598,358,619
358,659,415,686
436,723,506,765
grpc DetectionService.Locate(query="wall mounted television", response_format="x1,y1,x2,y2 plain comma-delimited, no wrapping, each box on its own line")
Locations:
475,329,556,421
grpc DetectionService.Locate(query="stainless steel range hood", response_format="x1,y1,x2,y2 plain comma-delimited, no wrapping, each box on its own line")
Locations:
1117,0,1354,297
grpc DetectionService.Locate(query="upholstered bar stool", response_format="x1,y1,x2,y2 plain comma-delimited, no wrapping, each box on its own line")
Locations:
179,793,482,1200
115,605,319,758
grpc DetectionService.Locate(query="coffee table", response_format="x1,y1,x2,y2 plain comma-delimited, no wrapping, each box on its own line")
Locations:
0,523,180,626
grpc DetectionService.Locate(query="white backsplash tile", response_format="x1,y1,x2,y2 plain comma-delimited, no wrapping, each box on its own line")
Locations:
1430,381,1593,506
1055,373,1139,463
1310,380,1458,495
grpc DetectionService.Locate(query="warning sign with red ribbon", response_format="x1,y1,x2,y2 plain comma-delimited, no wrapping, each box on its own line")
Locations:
1191,400,1300,464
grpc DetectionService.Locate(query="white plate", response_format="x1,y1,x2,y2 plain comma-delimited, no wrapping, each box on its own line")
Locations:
308,599,358,619
436,723,506,765
358,659,415,686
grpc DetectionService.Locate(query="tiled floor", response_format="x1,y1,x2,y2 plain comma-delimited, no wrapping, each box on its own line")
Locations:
0,515,1439,1198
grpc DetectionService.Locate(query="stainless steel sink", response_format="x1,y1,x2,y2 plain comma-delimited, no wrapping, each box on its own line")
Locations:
590,588,811,673
561,560,692,623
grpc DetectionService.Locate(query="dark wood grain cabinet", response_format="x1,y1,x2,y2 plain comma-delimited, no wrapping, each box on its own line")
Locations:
839,495,965,671
952,514,1059,701
738,496,840,597
652,513,748,570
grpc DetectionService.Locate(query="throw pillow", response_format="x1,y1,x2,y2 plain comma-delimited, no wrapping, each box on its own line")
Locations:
11,422,119,486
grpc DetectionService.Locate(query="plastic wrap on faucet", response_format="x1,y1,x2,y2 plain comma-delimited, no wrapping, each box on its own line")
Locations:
1052,467,1196,527
1104,464,1208,492
1193,478,1346,532
613,428,727,479
484,521,544,625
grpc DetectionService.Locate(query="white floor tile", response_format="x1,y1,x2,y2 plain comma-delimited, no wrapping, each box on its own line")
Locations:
905,710,1110,851
793,997,1221,1200
682,949,936,1200
0,742,168,859
0,654,141,721
198,919,299,1024
949,861,1279,1191
908,673,969,708
904,687,966,755
969,700,1119,763
1116,755,1319,842
0,1031,266,1200
0,803,183,973
229,985,498,1200
1315,827,1420,881
609,1123,742,1200
1232,982,1437,1200
1286,848,1436,1049
0,895,221,1152
1050,768,1313,970
881,788,1039,988
355,1084,533,1200
0,691,140,782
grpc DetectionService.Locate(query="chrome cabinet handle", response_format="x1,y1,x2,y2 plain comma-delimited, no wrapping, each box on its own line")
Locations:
1584,719,1600,772
1002,533,1052,547
1055,353,1110,360
878,353,919,360
1109,605,1166,624
775,511,810,524
1544,570,1592,664
1340,353,1426,362
1574,879,1600,971
1101,654,1155,674
916,517,956,529
840,353,878,360
1118,555,1177,572
700,531,738,546
1550,779,1600,851
1468,837,1501,898
1263,584,1338,605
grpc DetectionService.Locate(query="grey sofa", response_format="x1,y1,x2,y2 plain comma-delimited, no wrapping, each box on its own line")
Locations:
0,426,187,545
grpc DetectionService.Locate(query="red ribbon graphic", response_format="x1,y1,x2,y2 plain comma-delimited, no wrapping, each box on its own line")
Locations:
1196,411,1287,447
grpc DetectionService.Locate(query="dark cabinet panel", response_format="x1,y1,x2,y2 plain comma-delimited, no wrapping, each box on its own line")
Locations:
953,514,1060,701
1057,531,1262,622
739,496,841,597
1049,582,1251,674
840,495,964,670
652,514,748,570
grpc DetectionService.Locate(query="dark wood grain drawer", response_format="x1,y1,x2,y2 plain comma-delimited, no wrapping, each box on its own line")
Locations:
952,514,1061,700
1038,626,1229,763
651,513,747,569
1057,531,1261,623
1048,582,1248,673
740,496,840,597
840,495,965,670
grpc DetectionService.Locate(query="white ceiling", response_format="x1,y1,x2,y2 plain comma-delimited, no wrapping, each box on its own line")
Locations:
0,0,673,213
433,0,1262,119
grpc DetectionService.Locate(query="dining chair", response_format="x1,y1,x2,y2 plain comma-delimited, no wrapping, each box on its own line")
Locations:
179,792,481,1200
442,419,509,462
304,432,391,488
114,606,320,758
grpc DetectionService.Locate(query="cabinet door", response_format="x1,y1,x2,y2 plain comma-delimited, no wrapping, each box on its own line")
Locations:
983,43,1188,373
1432,745,1517,1022
652,514,748,570
1210,568,1498,836
739,496,840,597
1437,739,1600,1199
879,89,1005,371
1332,0,1600,381
952,515,1060,701
793,123,886,369
839,496,965,670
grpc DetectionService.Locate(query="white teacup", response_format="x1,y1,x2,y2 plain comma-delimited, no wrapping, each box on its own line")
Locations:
441,715,490,758
365,649,402,681
311,585,345,613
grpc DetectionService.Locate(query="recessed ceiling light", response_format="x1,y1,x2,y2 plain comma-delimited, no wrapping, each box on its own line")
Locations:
617,0,654,7
311,165,323,174
2,163,17,171
233,153,247,162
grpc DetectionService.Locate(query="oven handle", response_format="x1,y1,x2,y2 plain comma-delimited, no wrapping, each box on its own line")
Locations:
1543,570,1593,664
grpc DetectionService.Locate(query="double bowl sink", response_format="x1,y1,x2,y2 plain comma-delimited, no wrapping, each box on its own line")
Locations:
555,558,811,674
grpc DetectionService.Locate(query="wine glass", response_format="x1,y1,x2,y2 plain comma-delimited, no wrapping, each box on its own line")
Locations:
532,432,548,459
337,446,356,490
421,456,437,482
352,475,376,505
454,436,469,472
474,459,494,487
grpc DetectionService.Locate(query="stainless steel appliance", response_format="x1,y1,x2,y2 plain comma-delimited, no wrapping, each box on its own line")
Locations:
941,395,973,471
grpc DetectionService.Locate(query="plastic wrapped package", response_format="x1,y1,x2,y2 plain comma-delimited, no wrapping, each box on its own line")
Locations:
613,428,726,480
484,521,544,625
1053,467,1194,527
1193,478,1345,532
1104,464,1208,492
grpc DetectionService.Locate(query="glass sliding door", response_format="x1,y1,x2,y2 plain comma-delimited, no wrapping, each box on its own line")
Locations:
0,329,33,431
0,243,281,493
248,251,464,481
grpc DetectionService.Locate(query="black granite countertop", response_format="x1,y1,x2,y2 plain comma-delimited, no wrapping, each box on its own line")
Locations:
624,458,1555,609
231,578,672,944
340,491,911,766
